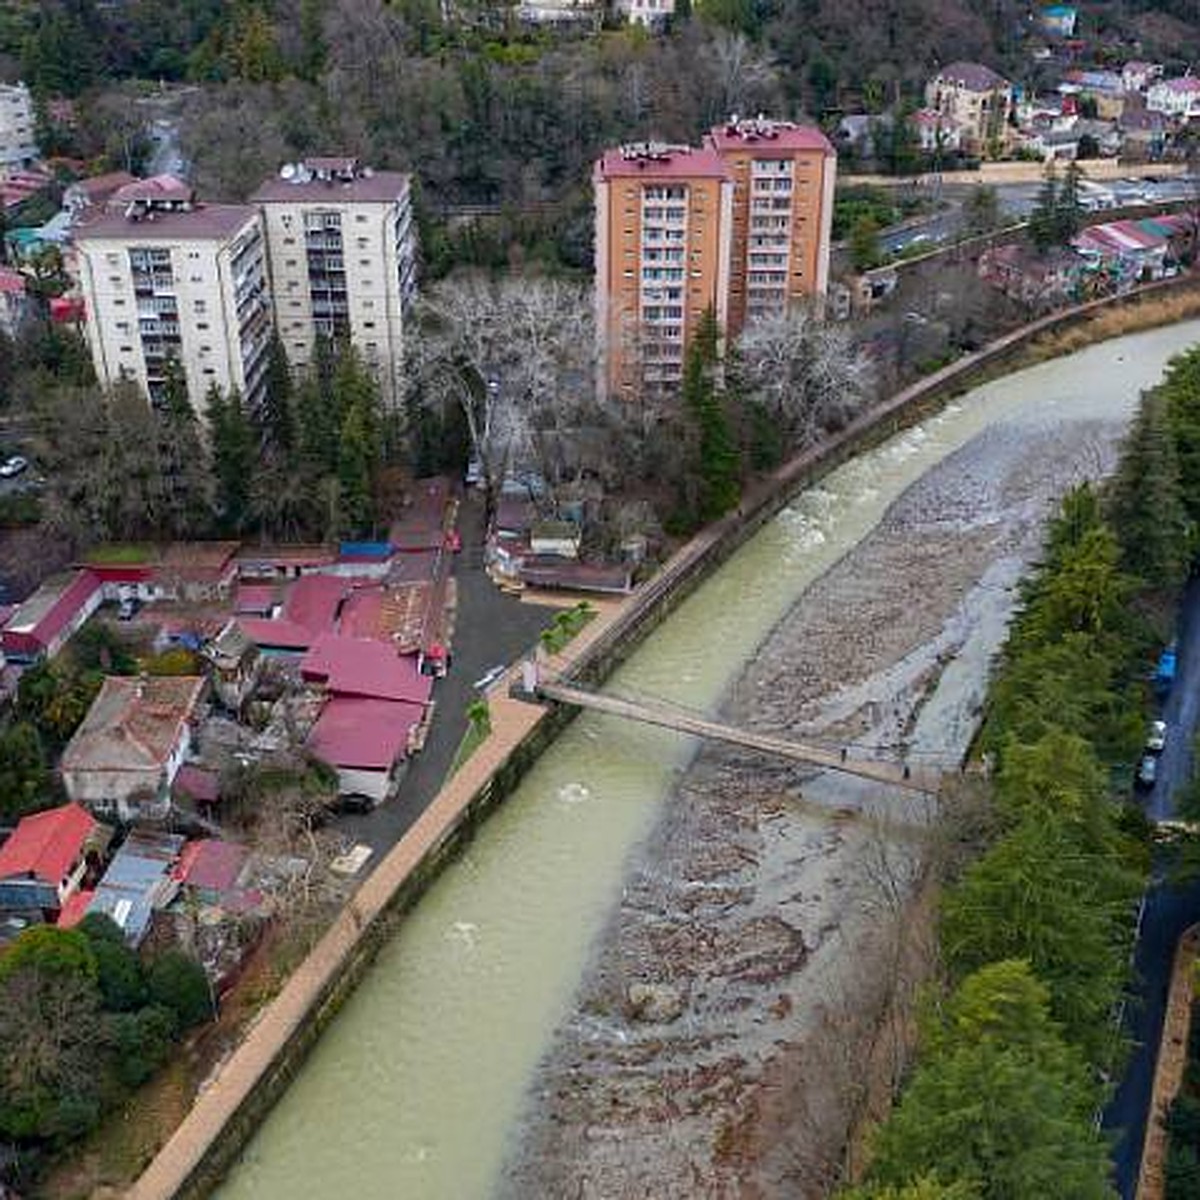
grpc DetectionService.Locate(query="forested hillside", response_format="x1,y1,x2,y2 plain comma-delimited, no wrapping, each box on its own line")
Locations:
4,0,1199,221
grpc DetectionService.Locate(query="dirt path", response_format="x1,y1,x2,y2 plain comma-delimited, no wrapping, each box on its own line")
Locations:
499,414,1125,1199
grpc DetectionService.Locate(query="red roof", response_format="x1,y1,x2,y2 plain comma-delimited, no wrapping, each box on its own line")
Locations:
1,569,101,656
284,573,357,633
0,803,98,887
57,889,94,928
235,583,277,614
0,267,26,295
707,119,833,155
596,144,729,181
173,764,220,804
237,617,315,650
174,839,248,893
301,634,433,703
307,697,426,770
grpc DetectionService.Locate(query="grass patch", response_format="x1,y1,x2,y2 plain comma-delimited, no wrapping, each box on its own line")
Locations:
538,601,595,655
450,719,491,776
84,542,155,565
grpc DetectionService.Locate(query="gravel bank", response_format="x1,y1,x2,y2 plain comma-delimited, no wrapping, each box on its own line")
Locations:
499,412,1125,1199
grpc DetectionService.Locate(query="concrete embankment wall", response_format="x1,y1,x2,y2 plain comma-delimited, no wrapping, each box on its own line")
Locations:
131,272,1200,1200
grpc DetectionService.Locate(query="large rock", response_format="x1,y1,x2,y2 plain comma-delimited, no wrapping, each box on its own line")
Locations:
627,982,685,1023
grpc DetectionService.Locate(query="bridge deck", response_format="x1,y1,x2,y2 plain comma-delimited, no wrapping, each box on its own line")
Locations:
539,680,942,794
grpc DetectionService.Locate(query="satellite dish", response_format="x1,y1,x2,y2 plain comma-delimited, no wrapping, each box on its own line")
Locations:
280,163,298,181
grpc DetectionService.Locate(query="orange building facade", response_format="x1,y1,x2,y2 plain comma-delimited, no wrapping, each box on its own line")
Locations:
594,118,836,398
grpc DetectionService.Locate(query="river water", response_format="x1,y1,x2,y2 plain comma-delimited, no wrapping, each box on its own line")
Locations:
218,321,1200,1200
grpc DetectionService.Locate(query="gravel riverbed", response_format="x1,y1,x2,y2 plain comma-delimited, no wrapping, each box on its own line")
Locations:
499,412,1126,1200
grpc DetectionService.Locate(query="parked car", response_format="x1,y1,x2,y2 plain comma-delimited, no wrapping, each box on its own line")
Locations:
1135,753,1158,790
1147,720,1168,753
0,455,28,478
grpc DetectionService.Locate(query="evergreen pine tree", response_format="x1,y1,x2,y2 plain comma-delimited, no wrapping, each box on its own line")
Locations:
1029,164,1060,251
1055,160,1083,245
259,332,296,464
683,308,740,523
206,386,255,533
1108,387,1190,586
157,360,212,538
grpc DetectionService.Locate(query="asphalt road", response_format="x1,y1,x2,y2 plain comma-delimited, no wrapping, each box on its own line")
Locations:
332,491,555,856
1104,574,1200,1197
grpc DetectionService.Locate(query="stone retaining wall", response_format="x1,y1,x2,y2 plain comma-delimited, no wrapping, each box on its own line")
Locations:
130,272,1200,1200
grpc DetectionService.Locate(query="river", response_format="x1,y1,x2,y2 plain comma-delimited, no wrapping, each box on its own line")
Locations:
218,320,1200,1200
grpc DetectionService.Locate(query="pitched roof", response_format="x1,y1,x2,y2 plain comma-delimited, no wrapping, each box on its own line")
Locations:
933,61,1010,91
1157,76,1200,95
89,830,184,945
56,889,94,928
69,170,138,204
0,803,98,886
2,569,101,650
306,697,426,770
110,174,196,205
173,763,221,804
62,676,205,774
236,617,316,651
174,838,247,893
301,634,434,703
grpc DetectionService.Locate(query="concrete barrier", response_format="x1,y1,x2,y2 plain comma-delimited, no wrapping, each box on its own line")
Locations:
129,271,1200,1200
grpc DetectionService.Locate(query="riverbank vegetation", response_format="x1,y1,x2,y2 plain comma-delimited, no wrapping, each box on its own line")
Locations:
847,348,1200,1197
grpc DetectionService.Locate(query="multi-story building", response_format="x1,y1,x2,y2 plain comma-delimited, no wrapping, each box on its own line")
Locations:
251,157,418,402
925,62,1013,157
594,142,734,397
705,117,836,335
1147,76,1200,122
75,176,271,410
614,0,674,25
0,81,37,169
594,119,835,397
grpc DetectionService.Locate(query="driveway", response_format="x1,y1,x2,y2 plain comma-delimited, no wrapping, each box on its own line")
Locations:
332,491,555,855
1104,575,1200,1196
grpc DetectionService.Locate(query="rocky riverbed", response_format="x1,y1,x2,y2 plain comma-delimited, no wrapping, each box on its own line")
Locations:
499,413,1125,1199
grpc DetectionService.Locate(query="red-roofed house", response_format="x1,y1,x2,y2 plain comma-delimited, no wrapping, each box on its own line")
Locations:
1,569,103,662
306,697,428,804
0,803,110,915
174,838,249,903
0,265,28,337
301,634,434,703
61,676,207,821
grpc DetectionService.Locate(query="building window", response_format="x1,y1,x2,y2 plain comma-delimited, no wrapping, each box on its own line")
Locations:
197,322,209,330
355,214,368,223
119,345,132,353
364,320,375,329
194,299,206,313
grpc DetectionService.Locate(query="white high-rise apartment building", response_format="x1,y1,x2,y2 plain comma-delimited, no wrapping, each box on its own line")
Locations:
75,177,272,410
251,157,418,402
0,82,37,168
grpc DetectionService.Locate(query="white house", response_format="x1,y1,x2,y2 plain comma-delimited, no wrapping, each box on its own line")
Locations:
1147,77,1200,121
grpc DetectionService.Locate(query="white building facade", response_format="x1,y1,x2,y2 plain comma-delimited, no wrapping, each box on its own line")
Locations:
252,157,418,403
0,82,37,168
75,179,271,411
1147,77,1200,121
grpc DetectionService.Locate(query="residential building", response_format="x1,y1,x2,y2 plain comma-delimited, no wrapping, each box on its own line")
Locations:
615,0,673,24
251,157,418,403
1038,4,1077,37
63,170,139,216
1123,62,1163,95
88,830,184,946
1072,214,1197,285
1060,70,1126,119
0,803,109,916
74,176,272,410
0,265,27,337
925,62,1013,156
203,620,262,711
0,82,36,168
0,569,103,663
517,0,599,21
594,141,734,396
61,675,207,821
1147,77,1200,121
912,109,963,154
705,116,836,335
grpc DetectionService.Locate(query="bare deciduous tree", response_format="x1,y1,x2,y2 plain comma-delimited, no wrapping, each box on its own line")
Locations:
736,306,872,450
407,276,596,513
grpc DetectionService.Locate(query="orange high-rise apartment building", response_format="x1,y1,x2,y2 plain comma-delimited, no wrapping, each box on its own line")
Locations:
594,117,836,397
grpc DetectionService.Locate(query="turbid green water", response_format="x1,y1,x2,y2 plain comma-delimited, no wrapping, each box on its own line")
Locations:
218,321,1200,1200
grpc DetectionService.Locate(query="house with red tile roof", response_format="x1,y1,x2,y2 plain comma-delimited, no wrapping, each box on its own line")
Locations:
300,633,434,704
61,676,207,821
0,802,110,915
0,569,103,662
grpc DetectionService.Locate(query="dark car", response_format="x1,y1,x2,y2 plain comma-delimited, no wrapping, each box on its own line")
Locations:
1135,754,1158,791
